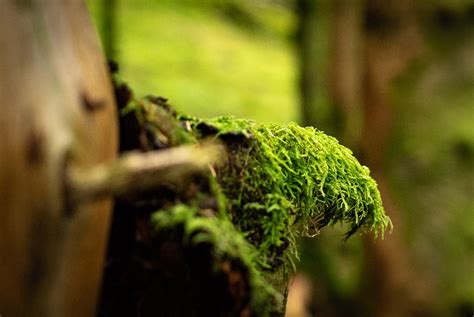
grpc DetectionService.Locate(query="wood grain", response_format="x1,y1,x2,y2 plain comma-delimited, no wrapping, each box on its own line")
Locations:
0,1,117,315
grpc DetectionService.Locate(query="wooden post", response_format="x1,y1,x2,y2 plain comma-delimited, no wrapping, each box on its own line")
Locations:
0,1,117,315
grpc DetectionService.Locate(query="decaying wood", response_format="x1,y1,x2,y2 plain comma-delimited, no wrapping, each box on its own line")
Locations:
0,1,117,316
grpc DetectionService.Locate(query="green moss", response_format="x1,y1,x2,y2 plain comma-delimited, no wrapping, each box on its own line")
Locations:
152,204,281,316
193,116,390,268
193,115,254,138
122,97,196,147
117,85,389,314
122,92,389,267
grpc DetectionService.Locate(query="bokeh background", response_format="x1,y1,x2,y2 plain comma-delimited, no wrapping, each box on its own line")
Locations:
87,1,474,316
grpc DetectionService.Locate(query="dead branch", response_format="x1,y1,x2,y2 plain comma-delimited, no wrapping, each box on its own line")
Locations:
68,142,223,204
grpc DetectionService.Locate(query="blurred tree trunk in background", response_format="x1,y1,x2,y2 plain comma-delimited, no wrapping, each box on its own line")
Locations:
100,0,117,59
296,0,330,131
297,0,437,316
328,0,362,148
296,0,363,144
359,1,434,316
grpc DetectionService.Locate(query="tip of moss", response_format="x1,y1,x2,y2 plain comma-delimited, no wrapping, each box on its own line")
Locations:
122,86,389,275
199,117,390,266
119,84,389,314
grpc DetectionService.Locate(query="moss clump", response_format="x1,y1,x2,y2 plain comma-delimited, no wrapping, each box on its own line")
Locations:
192,116,390,269
121,95,196,148
110,74,389,315
152,204,281,316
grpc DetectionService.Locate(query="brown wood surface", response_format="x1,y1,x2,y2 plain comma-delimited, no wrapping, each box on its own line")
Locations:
0,1,117,315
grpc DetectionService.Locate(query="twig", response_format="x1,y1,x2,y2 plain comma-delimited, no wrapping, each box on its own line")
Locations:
67,142,223,204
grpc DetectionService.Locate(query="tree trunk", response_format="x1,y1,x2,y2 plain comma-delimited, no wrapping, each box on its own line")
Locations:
296,0,330,130
100,0,118,60
297,0,435,315
360,1,434,316
328,0,363,147
0,1,117,315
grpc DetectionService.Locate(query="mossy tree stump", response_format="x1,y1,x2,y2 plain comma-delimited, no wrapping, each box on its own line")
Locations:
98,75,390,317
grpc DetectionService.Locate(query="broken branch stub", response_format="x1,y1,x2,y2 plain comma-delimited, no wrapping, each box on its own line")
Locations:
68,142,224,204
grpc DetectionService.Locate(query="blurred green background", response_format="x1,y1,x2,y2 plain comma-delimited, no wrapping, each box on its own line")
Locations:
88,0,299,124
87,0,474,316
